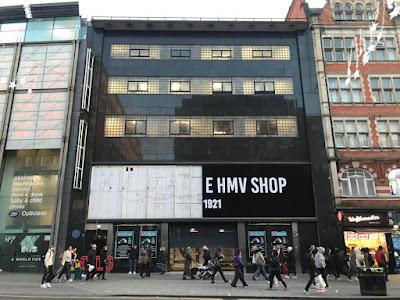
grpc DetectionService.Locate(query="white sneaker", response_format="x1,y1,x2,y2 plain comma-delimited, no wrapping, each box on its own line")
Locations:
284,275,290,279
133,271,136,274
303,290,310,295
128,271,132,275
46,283,51,288
40,284,47,288
292,276,297,279
67,279,73,283
57,279,62,283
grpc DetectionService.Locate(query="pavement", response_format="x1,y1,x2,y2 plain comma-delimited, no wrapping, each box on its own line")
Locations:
0,271,399,299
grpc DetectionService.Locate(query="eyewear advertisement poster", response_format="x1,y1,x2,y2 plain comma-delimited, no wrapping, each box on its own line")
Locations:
115,231,133,259
392,233,400,272
140,230,157,258
271,230,289,253
247,231,266,257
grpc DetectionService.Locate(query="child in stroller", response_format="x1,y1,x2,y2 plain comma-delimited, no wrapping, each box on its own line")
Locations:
197,262,213,280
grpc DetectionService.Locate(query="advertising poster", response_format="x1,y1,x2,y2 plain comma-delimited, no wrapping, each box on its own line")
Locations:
140,230,157,258
202,164,315,218
247,230,266,257
115,231,133,259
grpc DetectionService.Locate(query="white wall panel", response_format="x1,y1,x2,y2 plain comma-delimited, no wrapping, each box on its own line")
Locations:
88,165,203,219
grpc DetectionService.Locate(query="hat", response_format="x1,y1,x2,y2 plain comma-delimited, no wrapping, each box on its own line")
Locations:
92,244,97,248
202,245,209,251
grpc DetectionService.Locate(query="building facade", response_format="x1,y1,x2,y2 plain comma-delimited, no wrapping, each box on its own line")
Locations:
66,16,339,272
302,0,400,272
0,2,87,272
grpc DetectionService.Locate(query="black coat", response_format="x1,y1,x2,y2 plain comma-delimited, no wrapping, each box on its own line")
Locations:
88,249,96,265
129,247,139,260
159,250,167,263
100,250,107,267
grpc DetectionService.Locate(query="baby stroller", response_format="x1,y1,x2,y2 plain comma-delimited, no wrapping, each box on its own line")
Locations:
197,262,213,280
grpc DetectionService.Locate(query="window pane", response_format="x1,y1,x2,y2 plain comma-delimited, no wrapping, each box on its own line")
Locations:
333,121,344,132
382,78,392,89
213,121,233,135
376,49,385,60
389,121,400,132
350,178,359,196
170,121,180,134
377,121,388,132
341,90,350,102
328,79,338,88
345,38,354,48
385,38,395,47
212,82,222,92
352,90,362,102
128,81,138,91
358,134,369,147
138,82,148,92
347,134,357,147
125,121,136,134
384,91,393,102
323,38,332,47
357,121,368,132
335,50,344,61
387,49,396,60
257,120,277,135
181,82,190,91
370,78,380,89
330,90,339,102
254,82,264,92
372,90,381,102
335,134,345,147
342,180,350,196
264,82,274,92
394,79,400,89
170,82,181,92
324,50,333,61
180,121,190,134
136,121,146,134
379,134,389,147
223,82,232,92
334,38,343,48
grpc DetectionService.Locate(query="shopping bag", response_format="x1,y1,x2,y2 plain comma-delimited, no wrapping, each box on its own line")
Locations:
281,263,289,274
315,274,327,289
88,264,95,272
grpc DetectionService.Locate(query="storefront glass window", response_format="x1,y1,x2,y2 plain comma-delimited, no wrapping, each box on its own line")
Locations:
388,169,400,196
344,231,387,258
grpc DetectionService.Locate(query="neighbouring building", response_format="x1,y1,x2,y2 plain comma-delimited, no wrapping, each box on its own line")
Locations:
291,0,400,272
68,15,340,272
0,2,88,272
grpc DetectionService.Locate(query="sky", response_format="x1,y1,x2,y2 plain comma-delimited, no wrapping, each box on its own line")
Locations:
0,0,327,19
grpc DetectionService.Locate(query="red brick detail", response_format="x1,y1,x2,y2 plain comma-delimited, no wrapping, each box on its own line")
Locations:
337,199,400,209
330,106,400,117
337,150,400,160
286,0,306,20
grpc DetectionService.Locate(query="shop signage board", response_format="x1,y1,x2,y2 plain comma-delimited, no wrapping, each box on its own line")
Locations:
140,230,157,258
202,164,315,218
115,231,133,259
342,212,388,227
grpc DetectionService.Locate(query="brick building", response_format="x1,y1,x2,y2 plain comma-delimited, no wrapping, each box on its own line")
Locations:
289,0,400,272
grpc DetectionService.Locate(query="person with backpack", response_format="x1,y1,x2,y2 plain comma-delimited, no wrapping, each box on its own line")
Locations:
268,250,288,290
231,248,248,288
252,246,268,281
210,246,229,284
41,244,56,288
375,246,388,281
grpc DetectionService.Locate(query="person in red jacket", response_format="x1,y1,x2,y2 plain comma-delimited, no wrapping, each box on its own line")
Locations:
375,246,388,281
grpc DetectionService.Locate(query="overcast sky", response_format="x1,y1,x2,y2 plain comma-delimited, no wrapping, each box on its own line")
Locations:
0,0,326,19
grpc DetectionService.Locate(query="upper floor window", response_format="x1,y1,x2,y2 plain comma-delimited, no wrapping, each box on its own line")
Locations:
213,121,233,135
125,120,146,135
355,3,364,20
370,77,400,103
171,49,191,58
334,3,344,20
212,81,232,94
344,4,353,20
341,168,375,197
333,119,370,148
170,120,190,135
376,119,400,148
323,37,355,61
389,169,400,196
212,50,231,59
256,120,278,136
328,77,362,103
252,49,272,58
366,3,374,20
170,81,190,93
365,38,397,61
254,81,275,94
129,48,149,58
128,81,148,92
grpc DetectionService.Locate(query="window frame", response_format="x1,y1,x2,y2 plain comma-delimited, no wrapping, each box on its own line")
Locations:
323,37,355,62
256,119,278,136
327,77,363,103
365,37,398,61
376,119,400,148
129,48,149,58
212,81,233,94
170,49,191,58
73,119,88,190
340,168,376,197
252,49,272,58
127,81,149,92
124,120,147,135
334,3,344,20
370,76,400,103
211,49,232,59
170,81,191,93
169,120,191,135
333,119,370,148
254,81,275,94
213,120,234,135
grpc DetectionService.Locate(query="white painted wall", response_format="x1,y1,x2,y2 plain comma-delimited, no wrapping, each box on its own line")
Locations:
88,165,203,219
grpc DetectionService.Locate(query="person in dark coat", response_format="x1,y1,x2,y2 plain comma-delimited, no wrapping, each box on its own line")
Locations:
202,245,211,267
231,248,248,288
268,250,288,290
210,246,228,284
128,245,138,275
330,247,341,279
284,246,297,279
97,246,108,280
159,246,167,274
86,244,97,281
139,245,151,278
303,246,317,294
182,247,194,280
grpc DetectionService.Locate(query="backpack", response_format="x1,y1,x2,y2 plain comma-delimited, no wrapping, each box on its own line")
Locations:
255,252,265,266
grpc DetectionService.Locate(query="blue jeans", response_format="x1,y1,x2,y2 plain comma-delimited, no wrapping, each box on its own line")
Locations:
252,265,268,280
129,259,137,273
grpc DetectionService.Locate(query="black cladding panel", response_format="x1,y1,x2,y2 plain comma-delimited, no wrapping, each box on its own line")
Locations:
30,2,79,18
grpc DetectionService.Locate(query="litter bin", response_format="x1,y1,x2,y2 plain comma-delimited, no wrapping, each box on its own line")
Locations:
358,268,386,296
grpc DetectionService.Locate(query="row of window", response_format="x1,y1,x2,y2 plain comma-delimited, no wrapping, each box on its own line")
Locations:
107,77,293,95
110,44,291,60
333,119,400,148
323,37,397,62
104,116,298,138
327,76,400,103
332,2,375,21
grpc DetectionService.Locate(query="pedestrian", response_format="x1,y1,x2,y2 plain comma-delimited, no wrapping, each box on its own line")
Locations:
268,250,288,291
72,247,82,280
314,246,329,288
363,248,374,268
210,246,229,284
284,246,297,279
331,247,341,279
85,244,97,281
375,246,388,281
252,245,268,281
325,248,332,277
231,248,248,288
159,246,167,274
347,247,357,281
41,244,56,288
303,246,317,295
202,245,211,266
139,244,150,278
128,244,138,275
182,246,194,280
57,245,73,283
97,246,108,280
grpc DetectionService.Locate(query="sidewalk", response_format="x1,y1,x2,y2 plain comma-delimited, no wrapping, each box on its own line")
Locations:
0,271,399,299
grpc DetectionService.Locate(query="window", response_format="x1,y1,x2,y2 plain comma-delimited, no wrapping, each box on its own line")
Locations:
125,120,146,135
170,120,190,135
334,3,344,20
170,81,190,93
344,4,353,20
170,49,191,58
377,119,400,148
370,77,400,103
212,81,232,94
328,78,362,103
129,48,149,57
256,120,278,135
341,168,375,197
355,3,364,20
252,50,272,58
254,81,275,94
81,48,94,111
333,119,370,148
73,120,87,190
366,4,374,20
128,81,148,92
388,169,400,196
213,121,233,135
365,38,397,61
323,37,354,61
211,50,231,58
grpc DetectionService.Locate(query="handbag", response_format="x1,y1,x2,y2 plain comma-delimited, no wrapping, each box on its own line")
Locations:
88,264,95,272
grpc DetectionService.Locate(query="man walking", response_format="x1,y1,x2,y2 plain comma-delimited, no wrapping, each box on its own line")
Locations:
86,244,97,281
252,246,268,281
375,246,388,281
41,244,56,288
231,248,248,288
128,245,138,275
210,246,229,284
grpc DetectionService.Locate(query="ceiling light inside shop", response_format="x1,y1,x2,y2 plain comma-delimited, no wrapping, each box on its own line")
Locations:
189,228,198,233
394,224,399,230
219,228,225,233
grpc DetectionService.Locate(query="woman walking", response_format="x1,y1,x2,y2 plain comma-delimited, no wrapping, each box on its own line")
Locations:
210,246,229,284
97,246,108,280
231,249,248,288
41,244,56,288
268,250,288,290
